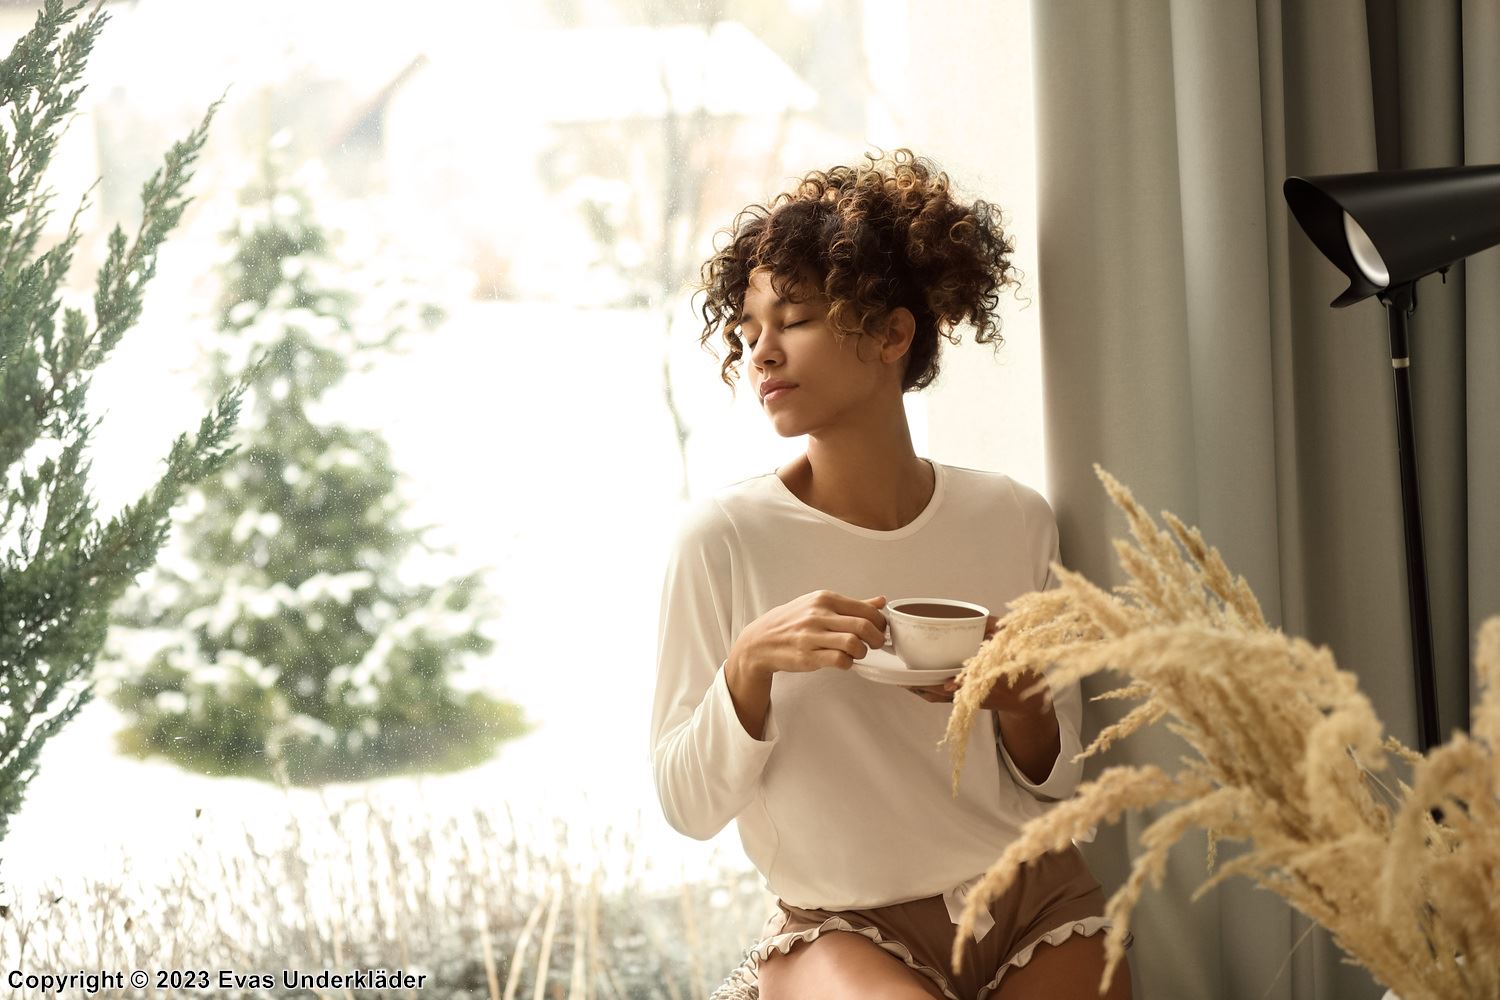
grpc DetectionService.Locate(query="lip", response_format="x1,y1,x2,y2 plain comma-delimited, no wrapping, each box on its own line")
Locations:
760,379,798,402
762,385,796,404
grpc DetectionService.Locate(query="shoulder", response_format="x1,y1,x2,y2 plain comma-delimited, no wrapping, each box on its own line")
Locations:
671,493,734,551
937,461,1010,496
1003,475,1057,528
669,473,773,553
938,462,1053,521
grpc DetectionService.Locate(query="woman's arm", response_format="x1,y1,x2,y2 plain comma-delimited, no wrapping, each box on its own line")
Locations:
725,643,776,741
650,498,781,840
996,679,1061,785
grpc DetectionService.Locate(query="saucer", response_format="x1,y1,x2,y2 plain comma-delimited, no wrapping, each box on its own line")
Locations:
852,642,964,686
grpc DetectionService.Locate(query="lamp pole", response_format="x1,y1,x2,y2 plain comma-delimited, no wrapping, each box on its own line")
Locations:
1377,279,1442,754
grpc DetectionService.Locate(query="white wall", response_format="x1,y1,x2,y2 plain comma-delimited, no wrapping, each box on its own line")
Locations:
900,0,1049,501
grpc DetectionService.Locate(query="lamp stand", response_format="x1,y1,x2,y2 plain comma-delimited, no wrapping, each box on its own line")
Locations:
1375,280,1443,755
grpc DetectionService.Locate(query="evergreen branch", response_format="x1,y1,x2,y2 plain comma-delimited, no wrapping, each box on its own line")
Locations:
89,94,224,370
38,179,95,369
0,357,259,839
0,0,106,484
0,190,77,427
0,0,256,874
0,683,92,845
36,427,98,560
0,1,104,280
2,96,220,514
77,353,265,597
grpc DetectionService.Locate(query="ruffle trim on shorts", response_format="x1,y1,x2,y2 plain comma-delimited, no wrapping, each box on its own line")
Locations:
707,915,963,1000
975,916,1134,1000
705,914,1135,1000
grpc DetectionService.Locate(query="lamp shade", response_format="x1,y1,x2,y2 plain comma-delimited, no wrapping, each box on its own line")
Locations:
1283,163,1500,307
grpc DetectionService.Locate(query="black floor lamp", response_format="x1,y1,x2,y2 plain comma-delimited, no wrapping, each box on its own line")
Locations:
1283,163,1500,756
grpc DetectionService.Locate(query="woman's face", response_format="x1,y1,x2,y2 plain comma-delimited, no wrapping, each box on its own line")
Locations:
739,268,906,437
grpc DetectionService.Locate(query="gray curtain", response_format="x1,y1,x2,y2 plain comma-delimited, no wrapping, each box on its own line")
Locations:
1029,2,1500,998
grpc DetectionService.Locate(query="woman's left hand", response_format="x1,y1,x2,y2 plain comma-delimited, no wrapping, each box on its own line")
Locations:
903,615,1045,712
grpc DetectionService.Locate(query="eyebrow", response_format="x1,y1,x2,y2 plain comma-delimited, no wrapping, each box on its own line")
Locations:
738,295,799,326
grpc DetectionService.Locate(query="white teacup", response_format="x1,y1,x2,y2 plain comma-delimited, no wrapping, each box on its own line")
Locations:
883,597,989,670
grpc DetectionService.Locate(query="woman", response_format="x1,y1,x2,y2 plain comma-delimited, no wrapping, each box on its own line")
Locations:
649,148,1133,1000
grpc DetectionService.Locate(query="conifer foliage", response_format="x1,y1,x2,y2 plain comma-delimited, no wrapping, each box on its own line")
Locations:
0,0,260,846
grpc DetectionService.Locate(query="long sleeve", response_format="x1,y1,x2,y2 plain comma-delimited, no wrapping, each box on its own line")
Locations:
997,493,1086,804
649,497,781,841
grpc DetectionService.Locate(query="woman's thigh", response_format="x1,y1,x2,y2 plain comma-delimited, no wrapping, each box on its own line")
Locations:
757,930,950,1000
991,930,1132,1000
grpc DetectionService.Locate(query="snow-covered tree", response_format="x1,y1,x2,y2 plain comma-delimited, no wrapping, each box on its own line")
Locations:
102,148,531,785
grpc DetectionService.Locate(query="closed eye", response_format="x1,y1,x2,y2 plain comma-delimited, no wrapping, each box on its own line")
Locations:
744,319,804,349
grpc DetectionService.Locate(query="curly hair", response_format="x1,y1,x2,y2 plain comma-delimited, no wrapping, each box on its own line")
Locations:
692,147,1023,396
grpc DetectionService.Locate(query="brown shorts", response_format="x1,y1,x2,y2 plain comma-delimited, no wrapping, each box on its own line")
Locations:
710,843,1132,1000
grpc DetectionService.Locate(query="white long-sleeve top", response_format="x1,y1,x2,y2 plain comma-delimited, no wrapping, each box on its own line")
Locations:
649,460,1090,934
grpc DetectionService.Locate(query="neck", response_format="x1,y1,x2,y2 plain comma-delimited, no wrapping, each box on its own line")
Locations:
784,433,932,531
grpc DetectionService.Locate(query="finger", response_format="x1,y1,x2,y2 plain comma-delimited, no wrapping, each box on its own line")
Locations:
856,594,891,631
840,609,888,650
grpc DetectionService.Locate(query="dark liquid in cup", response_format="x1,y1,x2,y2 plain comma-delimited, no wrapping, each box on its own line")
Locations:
892,602,983,619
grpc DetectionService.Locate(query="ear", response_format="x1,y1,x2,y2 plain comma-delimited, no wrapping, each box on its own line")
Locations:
880,306,917,362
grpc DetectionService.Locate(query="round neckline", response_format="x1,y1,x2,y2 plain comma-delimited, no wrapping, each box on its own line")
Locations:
768,458,946,540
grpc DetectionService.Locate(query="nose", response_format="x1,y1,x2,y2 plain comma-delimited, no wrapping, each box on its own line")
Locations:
749,329,781,365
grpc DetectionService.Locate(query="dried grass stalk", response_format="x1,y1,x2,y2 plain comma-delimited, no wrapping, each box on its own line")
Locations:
502,885,550,1000
939,463,1499,1000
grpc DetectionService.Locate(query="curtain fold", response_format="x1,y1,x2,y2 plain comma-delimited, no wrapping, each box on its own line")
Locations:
1029,2,1500,997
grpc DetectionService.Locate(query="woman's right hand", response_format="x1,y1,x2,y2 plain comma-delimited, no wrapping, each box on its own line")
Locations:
730,592,890,678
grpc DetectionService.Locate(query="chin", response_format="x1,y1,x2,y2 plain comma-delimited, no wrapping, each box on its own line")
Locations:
762,409,802,435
